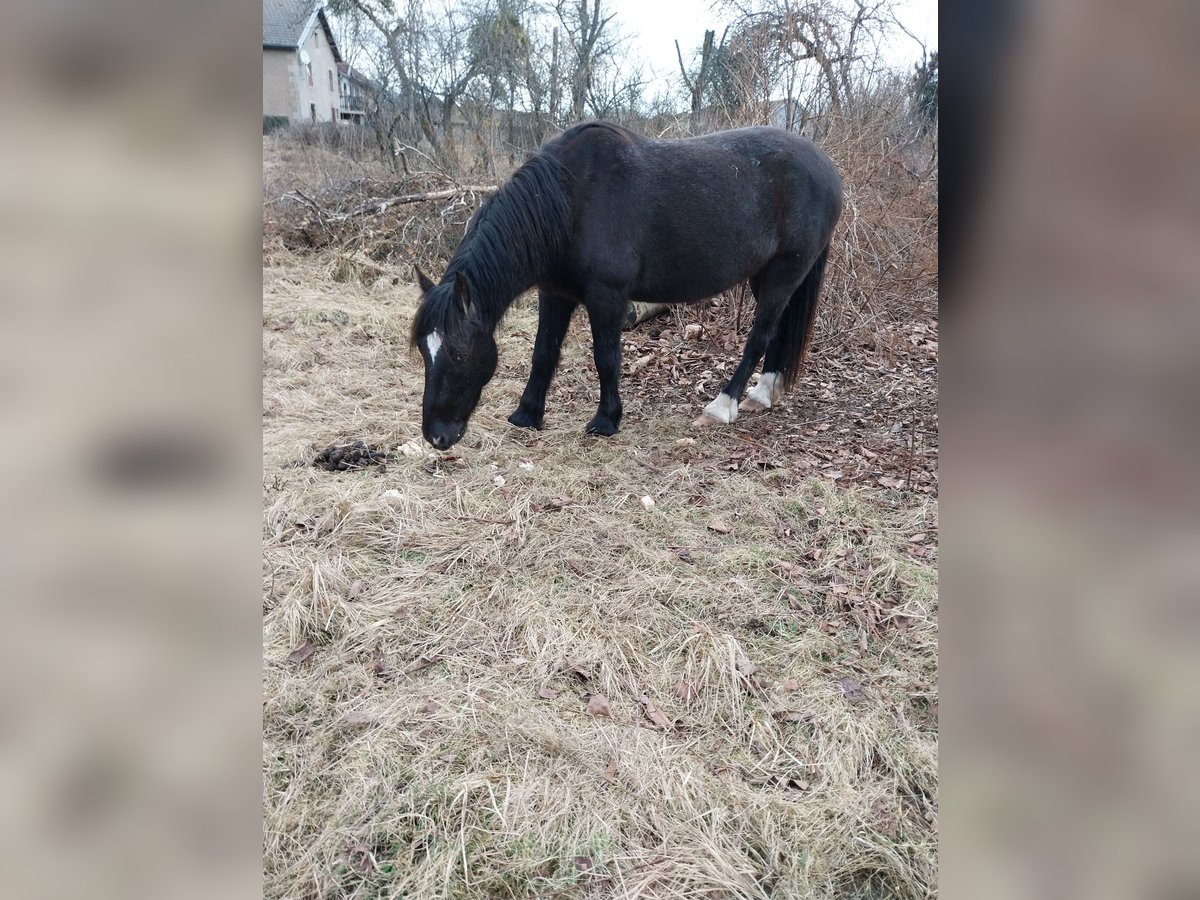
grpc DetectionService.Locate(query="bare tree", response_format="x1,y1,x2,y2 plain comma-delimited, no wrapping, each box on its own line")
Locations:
676,28,724,130
557,0,616,121
708,0,897,129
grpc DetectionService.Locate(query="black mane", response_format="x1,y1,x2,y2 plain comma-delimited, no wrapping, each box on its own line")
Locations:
412,151,572,341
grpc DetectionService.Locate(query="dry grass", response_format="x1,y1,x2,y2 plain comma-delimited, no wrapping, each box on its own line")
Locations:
263,252,937,899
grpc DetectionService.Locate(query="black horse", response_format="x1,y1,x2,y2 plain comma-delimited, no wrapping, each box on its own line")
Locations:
411,121,843,450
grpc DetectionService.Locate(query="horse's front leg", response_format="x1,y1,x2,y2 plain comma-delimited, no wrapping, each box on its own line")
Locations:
509,290,577,430
583,291,626,436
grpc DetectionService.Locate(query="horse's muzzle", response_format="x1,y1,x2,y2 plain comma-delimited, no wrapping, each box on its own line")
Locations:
425,422,465,450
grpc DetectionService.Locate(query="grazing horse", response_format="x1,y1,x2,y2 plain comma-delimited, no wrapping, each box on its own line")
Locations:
411,121,843,450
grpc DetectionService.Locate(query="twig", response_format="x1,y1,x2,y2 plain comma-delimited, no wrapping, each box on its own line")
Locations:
904,404,918,493
453,516,515,526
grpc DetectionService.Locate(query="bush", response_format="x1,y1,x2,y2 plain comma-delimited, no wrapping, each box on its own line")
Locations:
278,121,377,160
263,116,290,135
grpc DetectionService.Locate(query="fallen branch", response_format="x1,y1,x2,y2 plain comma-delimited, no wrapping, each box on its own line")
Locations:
347,185,498,218
284,184,498,223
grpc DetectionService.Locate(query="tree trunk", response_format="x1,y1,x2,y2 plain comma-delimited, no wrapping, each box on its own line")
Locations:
550,27,560,123
623,302,670,329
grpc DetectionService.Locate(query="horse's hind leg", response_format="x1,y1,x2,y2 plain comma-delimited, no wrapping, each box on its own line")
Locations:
742,245,829,414
509,290,577,430
740,332,789,413
694,258,807,426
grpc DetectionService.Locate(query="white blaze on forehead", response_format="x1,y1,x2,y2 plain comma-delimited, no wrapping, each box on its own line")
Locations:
746,372,782,408
703,393,739,424
425,330,443,363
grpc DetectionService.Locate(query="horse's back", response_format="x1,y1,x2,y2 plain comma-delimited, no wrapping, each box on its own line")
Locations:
542,123,842,301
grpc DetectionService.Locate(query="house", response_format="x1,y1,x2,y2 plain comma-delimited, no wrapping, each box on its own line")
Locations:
263,0,344,126
336,63,371,125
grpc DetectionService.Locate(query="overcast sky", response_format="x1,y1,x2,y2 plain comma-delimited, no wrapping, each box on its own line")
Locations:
604,0,938,101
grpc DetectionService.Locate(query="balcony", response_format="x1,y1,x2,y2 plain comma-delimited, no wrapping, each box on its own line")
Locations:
339,93,365,113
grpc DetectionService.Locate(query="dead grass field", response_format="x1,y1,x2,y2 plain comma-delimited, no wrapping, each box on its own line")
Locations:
263,246,938,899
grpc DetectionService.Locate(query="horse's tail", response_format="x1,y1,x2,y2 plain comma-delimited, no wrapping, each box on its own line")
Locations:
776,245,831,390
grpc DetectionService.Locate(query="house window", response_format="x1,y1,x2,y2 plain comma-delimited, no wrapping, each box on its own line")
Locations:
328,70,334,92
310,103,316,122
332,105,338,122
306,62,313,86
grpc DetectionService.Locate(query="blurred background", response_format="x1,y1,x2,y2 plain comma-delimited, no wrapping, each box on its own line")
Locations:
0,0,1197,897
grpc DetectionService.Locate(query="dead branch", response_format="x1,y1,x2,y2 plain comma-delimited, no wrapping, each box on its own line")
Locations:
285,185,499,223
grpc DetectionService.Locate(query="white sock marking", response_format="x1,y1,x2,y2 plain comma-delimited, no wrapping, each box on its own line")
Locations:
746,372,782,408
703,393,739,424
425,330,442,363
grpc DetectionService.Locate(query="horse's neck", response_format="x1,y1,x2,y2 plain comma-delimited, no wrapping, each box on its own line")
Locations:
457,246,542,332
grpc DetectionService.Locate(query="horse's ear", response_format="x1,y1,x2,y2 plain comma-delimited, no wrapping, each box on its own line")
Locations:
454,273,475,319
414,266,435,295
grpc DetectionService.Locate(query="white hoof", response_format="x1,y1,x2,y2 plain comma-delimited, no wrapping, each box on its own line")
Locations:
743,372,782,412
698,393,738,425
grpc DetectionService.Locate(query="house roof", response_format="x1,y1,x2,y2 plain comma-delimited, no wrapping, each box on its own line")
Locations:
337,62,372,85
263,0,342,62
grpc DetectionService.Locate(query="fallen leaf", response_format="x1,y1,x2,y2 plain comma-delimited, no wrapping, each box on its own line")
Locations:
370,659,394,679
773,710,812,724
340,711,373,727
708,520,732,534
674,679,697,701
287,640,316,664
348,580,364,600
675,547,694,563
838,677,864,701
438,752,456,763
787,777,811,791
537,687,559,701
629,353,653,374
574,856,593,873
781,678,800,692
563,657,592,681
638,694,673,730
909,533,927,543
602,757,618,783
421,700,440,716
493,475,506,487
736,657,758,678
585,694,611,717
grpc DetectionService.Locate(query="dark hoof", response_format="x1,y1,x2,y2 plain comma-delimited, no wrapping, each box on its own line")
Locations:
585,416,620,437
508,407,544,430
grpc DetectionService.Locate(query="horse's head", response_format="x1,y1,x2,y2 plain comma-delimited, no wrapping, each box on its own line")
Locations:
412,268,498,450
